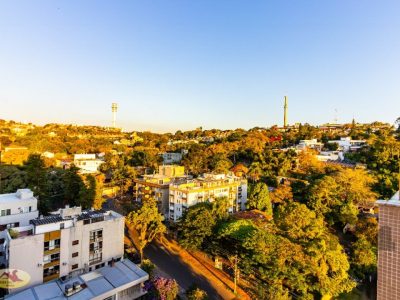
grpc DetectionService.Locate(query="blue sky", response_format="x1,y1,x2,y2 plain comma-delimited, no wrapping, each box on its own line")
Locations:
0,1,399,132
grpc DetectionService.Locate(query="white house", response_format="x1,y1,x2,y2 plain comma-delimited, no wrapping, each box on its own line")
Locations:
297,139,324,151
328,137,366,152
73,154,104,174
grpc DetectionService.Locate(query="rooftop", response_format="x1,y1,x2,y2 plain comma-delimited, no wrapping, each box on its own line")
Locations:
0,189,36,204
30,208,120,227
6,259,148,300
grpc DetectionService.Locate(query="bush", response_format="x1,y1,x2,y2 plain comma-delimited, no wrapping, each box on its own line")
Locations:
141,259,156,278
186,284,208,300
152,277,179,300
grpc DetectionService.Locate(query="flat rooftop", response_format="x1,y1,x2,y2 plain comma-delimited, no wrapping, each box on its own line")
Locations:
6,259,148,300
30,209,121,227
0,189,36,204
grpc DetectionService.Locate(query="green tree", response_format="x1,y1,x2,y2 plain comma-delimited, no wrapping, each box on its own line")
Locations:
24,154,46,196
126,199,166,261
351,236,377,278
246,182,272,215
307,168,377,225
275,202,324,243
179,203,215,250
63,166,89,208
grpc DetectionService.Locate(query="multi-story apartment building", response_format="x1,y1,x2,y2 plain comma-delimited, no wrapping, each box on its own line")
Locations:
134,165,188,216
376,191,400,300
0,189,39,266
6,258,148,300
169,173,248,222
3,205,125,293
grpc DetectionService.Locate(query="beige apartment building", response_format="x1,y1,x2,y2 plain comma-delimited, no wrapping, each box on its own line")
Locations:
4,205,125,293
134,165,189,216
169,173,248,222
376,191,400,300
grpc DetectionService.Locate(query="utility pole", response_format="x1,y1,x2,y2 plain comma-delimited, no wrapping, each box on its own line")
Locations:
229,253,239,294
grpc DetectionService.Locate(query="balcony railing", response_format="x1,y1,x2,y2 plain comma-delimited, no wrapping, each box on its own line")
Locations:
44,247,60,256
43,272,59,282
44,259,60,269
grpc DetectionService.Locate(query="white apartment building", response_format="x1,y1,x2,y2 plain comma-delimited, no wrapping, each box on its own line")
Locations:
328,137,366,152
297,139,324,151
73,154,104,174
0,189,39,266
3,206,125,294
169,173,248,222
6,259,148,300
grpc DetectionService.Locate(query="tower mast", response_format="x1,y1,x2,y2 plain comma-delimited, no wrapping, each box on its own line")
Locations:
284,96,288,128
111,103,118,128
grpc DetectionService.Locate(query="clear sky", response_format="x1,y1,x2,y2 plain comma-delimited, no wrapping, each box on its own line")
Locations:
0,1,399,132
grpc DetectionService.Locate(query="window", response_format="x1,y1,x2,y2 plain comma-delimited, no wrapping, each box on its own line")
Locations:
71,264,78,270
60,223,64,230
29,206,32,212
43,265,60,277
89,241,103,252
89,252,102,265
83,219,90,225
89,229,103,242
44,239,60,251
72,252,79,258
72,240,79,246
44,253,59,263
1,209,11,216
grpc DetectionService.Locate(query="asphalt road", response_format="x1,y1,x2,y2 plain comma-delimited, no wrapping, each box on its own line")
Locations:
144,242,223,300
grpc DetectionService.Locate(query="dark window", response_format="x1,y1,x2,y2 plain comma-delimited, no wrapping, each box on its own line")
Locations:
71,264,78,270
29,206,32,212
72,252,79,258
83,219,90,225
60,223,64,229
0,239,4,244
72,240,79,246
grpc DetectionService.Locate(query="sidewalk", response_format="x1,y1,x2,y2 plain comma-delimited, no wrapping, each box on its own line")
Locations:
157,236,251,300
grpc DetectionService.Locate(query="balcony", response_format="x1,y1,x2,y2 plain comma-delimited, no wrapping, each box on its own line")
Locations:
44,247,60,256
89,236,103,243
44,259,60,269
43,272,59,282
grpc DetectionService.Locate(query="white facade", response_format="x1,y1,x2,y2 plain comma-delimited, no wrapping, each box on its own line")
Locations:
169,174,247,222
328,137,366,152
73,154,104,174
6,259,148,300
4,206,125,293
0,189,38,229
0,189,39,265
297,139,324,151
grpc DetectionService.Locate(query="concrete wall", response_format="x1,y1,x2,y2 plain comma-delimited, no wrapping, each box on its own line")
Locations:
8,234,44,292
